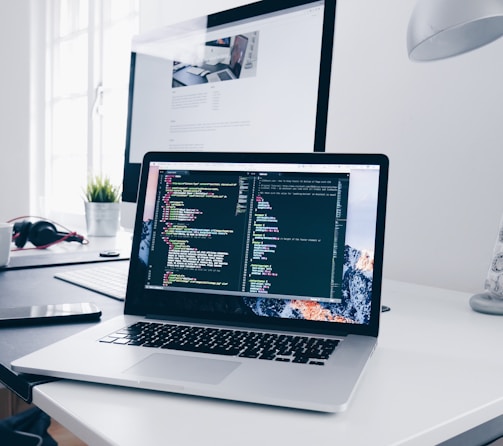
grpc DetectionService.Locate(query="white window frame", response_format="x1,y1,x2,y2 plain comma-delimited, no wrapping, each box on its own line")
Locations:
32,0,139,228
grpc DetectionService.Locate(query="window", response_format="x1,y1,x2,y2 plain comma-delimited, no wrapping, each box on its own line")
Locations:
43,0,139,218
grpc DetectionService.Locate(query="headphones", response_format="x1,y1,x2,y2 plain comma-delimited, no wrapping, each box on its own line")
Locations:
11,219,86,249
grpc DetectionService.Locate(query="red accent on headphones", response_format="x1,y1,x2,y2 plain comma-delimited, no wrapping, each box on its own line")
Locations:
8,217,87,249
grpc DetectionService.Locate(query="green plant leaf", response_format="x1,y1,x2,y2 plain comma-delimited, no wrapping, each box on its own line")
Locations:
84,176,121,202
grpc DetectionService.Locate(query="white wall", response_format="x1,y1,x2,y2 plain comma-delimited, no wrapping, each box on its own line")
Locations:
0,0,32,222
328,0,503,293
3,0,503,294
139,0,253,30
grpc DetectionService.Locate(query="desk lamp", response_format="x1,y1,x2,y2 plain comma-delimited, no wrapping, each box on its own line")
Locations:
407,0,503,314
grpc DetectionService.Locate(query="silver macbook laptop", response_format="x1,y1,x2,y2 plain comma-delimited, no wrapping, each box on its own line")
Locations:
12,151,388,413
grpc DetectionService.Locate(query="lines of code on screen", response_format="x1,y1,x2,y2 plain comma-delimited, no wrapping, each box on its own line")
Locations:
146,169,349,303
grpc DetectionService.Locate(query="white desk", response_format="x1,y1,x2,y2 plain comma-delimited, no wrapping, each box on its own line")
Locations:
8,230,132,267
30,280,503,446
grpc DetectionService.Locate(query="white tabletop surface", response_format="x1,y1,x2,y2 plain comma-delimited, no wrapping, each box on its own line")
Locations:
9,229,132,259
31,280,503,446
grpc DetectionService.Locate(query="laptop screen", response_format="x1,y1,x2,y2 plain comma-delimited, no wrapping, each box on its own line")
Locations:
126,152,388,336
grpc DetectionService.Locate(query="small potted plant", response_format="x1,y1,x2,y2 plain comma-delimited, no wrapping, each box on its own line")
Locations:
84,176,121,236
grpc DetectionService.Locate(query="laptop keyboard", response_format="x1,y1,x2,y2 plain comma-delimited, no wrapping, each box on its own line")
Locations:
100,321,340,366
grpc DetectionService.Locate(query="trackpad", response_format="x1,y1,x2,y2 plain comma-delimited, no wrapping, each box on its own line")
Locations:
123,353,240,384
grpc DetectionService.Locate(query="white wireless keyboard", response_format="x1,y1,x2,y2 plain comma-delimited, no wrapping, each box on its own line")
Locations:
54,262,129,301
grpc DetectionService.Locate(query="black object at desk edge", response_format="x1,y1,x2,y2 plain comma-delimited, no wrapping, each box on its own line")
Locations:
0,263,125,402
0,362,58,403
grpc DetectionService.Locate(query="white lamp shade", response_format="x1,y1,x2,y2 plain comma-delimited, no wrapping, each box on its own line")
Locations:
407,0,503,61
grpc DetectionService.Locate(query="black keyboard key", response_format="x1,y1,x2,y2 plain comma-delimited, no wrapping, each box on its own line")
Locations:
239,350,260,359
293,356,310,364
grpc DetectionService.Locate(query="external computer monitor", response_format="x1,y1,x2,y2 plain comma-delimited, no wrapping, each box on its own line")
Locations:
122,0,337,204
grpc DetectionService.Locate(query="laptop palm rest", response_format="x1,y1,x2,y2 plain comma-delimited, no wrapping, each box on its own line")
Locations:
123,353,240,384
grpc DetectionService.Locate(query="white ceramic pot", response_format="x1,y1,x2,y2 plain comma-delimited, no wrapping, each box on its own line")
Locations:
84,202,120,236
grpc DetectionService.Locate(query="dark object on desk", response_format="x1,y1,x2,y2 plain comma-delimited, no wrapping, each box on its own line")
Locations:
12,220,85,248
0,407,56,446
0,303,101,327
172,65,210,86
381,305,391,312
0,265,124,402
99,250,120,257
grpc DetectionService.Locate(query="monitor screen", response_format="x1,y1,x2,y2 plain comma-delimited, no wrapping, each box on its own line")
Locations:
122,0,337,202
